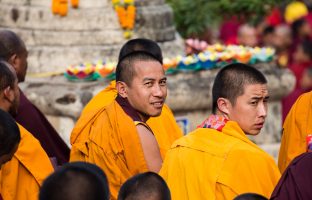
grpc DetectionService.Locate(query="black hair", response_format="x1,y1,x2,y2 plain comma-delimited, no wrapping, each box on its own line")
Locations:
300,39,312,59
234,193,268,200
39,162,110,200
0,109,20,156
116,51,162,86
291,18,307,39
263,26,275,36
118,38,163,64
212,63,267,113
0,61,16,91
118,172,171,200
0,30,26,61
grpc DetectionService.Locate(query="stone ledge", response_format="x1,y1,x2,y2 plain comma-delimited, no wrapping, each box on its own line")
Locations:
0,28,125,46
0,4,120,31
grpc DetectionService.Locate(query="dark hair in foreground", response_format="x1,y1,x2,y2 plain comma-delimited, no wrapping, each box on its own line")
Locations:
118,172,171,200
39,162,110,200
118,38,163,64
0,30,25,61
234,193,268,200
212,63,267,113
116,51,162,86
0,109,20,156
0,61,16,91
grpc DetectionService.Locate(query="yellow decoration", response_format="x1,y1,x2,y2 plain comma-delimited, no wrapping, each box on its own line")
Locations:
285,1,308,24
58,0,68,16
52,0,60,15
71,0,79,8
112,0,136,39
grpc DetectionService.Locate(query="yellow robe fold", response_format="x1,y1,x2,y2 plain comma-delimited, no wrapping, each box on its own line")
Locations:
0,124,54,200
82,101,148,199
160,121,281,200
278,91,312,173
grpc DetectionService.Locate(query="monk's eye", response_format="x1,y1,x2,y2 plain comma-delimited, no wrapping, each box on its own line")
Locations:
144,82,153,87
159,79,167,86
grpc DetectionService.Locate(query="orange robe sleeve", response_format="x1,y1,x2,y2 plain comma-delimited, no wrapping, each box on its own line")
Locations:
0,124,54,200
278,91,312,173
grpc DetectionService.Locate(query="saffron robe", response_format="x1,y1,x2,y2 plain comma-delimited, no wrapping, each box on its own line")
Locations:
272,152,312,200
70,81,182,161
278,91,312,173
0,124,54,200
15,89,69,164
160,121,281,200
74,101,170,199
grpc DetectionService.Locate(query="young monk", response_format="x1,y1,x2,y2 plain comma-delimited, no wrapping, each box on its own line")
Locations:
160,63,281,199
70,38,182,163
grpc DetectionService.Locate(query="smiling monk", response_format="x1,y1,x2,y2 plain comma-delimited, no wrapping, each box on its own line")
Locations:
70,47,175,199
160,63,281,200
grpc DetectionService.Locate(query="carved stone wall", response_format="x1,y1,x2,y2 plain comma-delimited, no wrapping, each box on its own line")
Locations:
0,0,184,73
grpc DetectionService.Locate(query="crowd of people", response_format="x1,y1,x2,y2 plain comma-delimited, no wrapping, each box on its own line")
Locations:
1,2,312,199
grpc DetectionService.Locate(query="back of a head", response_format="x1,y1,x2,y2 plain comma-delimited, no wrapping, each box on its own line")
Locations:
234,193,268,200
212,63,267,113
118,172,171,200
39,162,110,200
0,108,20,160
0,30,25,61
116,51,162,86
118,38,163,64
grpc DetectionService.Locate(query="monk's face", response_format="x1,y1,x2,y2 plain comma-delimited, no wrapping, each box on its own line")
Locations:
125,60,167,121
15,47,28,83
226,83,268,135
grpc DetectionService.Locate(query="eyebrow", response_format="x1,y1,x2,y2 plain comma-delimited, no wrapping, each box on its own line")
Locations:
143,77,167,82
251,95,270,100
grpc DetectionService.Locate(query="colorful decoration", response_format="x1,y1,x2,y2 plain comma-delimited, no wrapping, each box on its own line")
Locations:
112,0,136,39
64,44,276,81
51,0,79,16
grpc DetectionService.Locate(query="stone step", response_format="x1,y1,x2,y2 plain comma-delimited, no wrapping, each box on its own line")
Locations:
0,27,125,46
0,0,110,8
0,4,119,31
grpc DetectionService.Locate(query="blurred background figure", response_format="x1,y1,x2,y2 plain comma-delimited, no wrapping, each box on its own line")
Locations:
237,24,259,47
185,38,208,55
273,24,293,68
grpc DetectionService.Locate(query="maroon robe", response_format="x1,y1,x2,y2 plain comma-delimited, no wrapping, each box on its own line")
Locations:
14,89,69,165
271,152,312,200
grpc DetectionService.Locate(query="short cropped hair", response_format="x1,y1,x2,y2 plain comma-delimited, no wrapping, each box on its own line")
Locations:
212,63,267,113
0,61,16,91
0,109,20,157
234,193,268,200
118,172,171,200
116,51,162,86
0,30,26,61
39,162,110,200
118,38,163,64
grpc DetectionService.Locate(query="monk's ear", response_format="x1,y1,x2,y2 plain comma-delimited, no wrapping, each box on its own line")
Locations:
217,97,231,117
3,86,14,102
8,54,18,70
116,81,128,98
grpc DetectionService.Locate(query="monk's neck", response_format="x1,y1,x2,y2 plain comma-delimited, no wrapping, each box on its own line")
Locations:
116,95,149,123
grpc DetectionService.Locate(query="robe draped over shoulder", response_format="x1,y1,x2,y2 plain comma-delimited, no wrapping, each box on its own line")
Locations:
278,91,312,173
0,124,54,200
160,121,281,200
